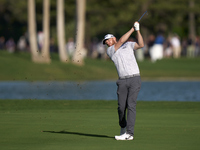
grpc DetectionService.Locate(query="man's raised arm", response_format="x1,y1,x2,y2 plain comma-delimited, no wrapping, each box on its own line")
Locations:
114,25,135,51
133,22,144,50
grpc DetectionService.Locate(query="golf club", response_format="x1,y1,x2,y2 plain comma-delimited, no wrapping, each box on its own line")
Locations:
138,11,148,22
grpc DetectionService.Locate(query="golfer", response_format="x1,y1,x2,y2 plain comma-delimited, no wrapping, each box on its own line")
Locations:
102,22,144,140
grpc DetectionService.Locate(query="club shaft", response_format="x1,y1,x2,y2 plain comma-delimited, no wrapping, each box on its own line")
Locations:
138,11,147,22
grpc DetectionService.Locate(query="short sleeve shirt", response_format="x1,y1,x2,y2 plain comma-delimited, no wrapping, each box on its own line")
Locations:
107,42,140,78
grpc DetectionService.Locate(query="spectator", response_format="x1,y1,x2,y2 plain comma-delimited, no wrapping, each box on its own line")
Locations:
66,37,75,57
146,34,155,58
181,37,188,56
96,42,106,59
50,38,57,53
37,31,44,50
90,38,98,59
195,36,200,56
17,36,27,51
6,38,16,53
170,33,181,58
164,36,172,58
0,36,5,50
150,32,165,62
187,38,195,58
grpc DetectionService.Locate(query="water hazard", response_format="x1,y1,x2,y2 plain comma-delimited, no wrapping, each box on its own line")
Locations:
0,81,199,101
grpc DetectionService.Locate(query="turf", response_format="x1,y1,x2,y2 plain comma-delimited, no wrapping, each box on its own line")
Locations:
0,51,200,81
0,100,200,150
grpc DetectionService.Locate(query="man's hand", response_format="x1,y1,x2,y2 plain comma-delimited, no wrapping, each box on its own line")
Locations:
134,22,140,31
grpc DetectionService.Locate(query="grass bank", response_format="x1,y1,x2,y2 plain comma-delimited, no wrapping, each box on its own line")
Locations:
0,100,200,150
1,51,200,81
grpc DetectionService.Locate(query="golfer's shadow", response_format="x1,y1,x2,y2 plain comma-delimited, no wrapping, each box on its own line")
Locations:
42,130,113,139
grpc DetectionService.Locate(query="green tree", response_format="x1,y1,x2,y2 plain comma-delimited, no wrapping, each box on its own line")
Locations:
86,0,200,41
1,0,200,59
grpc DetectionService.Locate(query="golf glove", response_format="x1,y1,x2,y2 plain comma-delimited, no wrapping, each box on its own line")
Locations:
134,22,140,31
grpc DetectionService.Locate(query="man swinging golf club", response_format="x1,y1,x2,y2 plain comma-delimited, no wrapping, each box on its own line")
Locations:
102,21,144,140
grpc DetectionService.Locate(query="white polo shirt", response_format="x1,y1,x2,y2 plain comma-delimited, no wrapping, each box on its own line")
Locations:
107,42,140,78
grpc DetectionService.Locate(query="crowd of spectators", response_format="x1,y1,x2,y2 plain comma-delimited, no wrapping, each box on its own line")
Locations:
89,33,200,62
143,33,200,62
0,35,28,53
0,32,75,57
1,32,200,62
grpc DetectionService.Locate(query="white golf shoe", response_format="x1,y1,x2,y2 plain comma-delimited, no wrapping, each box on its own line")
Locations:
115,133,134,140
120,127,126,135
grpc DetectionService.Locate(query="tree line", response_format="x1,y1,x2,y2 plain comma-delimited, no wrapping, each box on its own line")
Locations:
0,0,199,64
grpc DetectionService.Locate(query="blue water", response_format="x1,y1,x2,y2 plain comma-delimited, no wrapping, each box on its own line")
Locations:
0,81,199,101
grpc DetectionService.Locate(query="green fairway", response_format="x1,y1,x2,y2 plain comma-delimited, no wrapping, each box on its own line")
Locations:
0,100,200,150
0,51,200,81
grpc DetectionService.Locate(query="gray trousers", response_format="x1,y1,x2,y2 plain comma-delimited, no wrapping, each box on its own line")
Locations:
116,76,141,136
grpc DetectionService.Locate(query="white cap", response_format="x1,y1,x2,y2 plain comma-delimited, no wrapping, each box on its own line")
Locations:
102,34,115,44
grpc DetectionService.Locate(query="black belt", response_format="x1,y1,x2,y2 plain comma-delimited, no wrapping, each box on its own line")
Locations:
119,74,140,79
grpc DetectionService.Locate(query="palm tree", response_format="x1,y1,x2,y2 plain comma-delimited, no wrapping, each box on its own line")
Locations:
72,0,86,65
28,0,40,62
28,0,50,63
57,0,69,63
41,0,51,63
